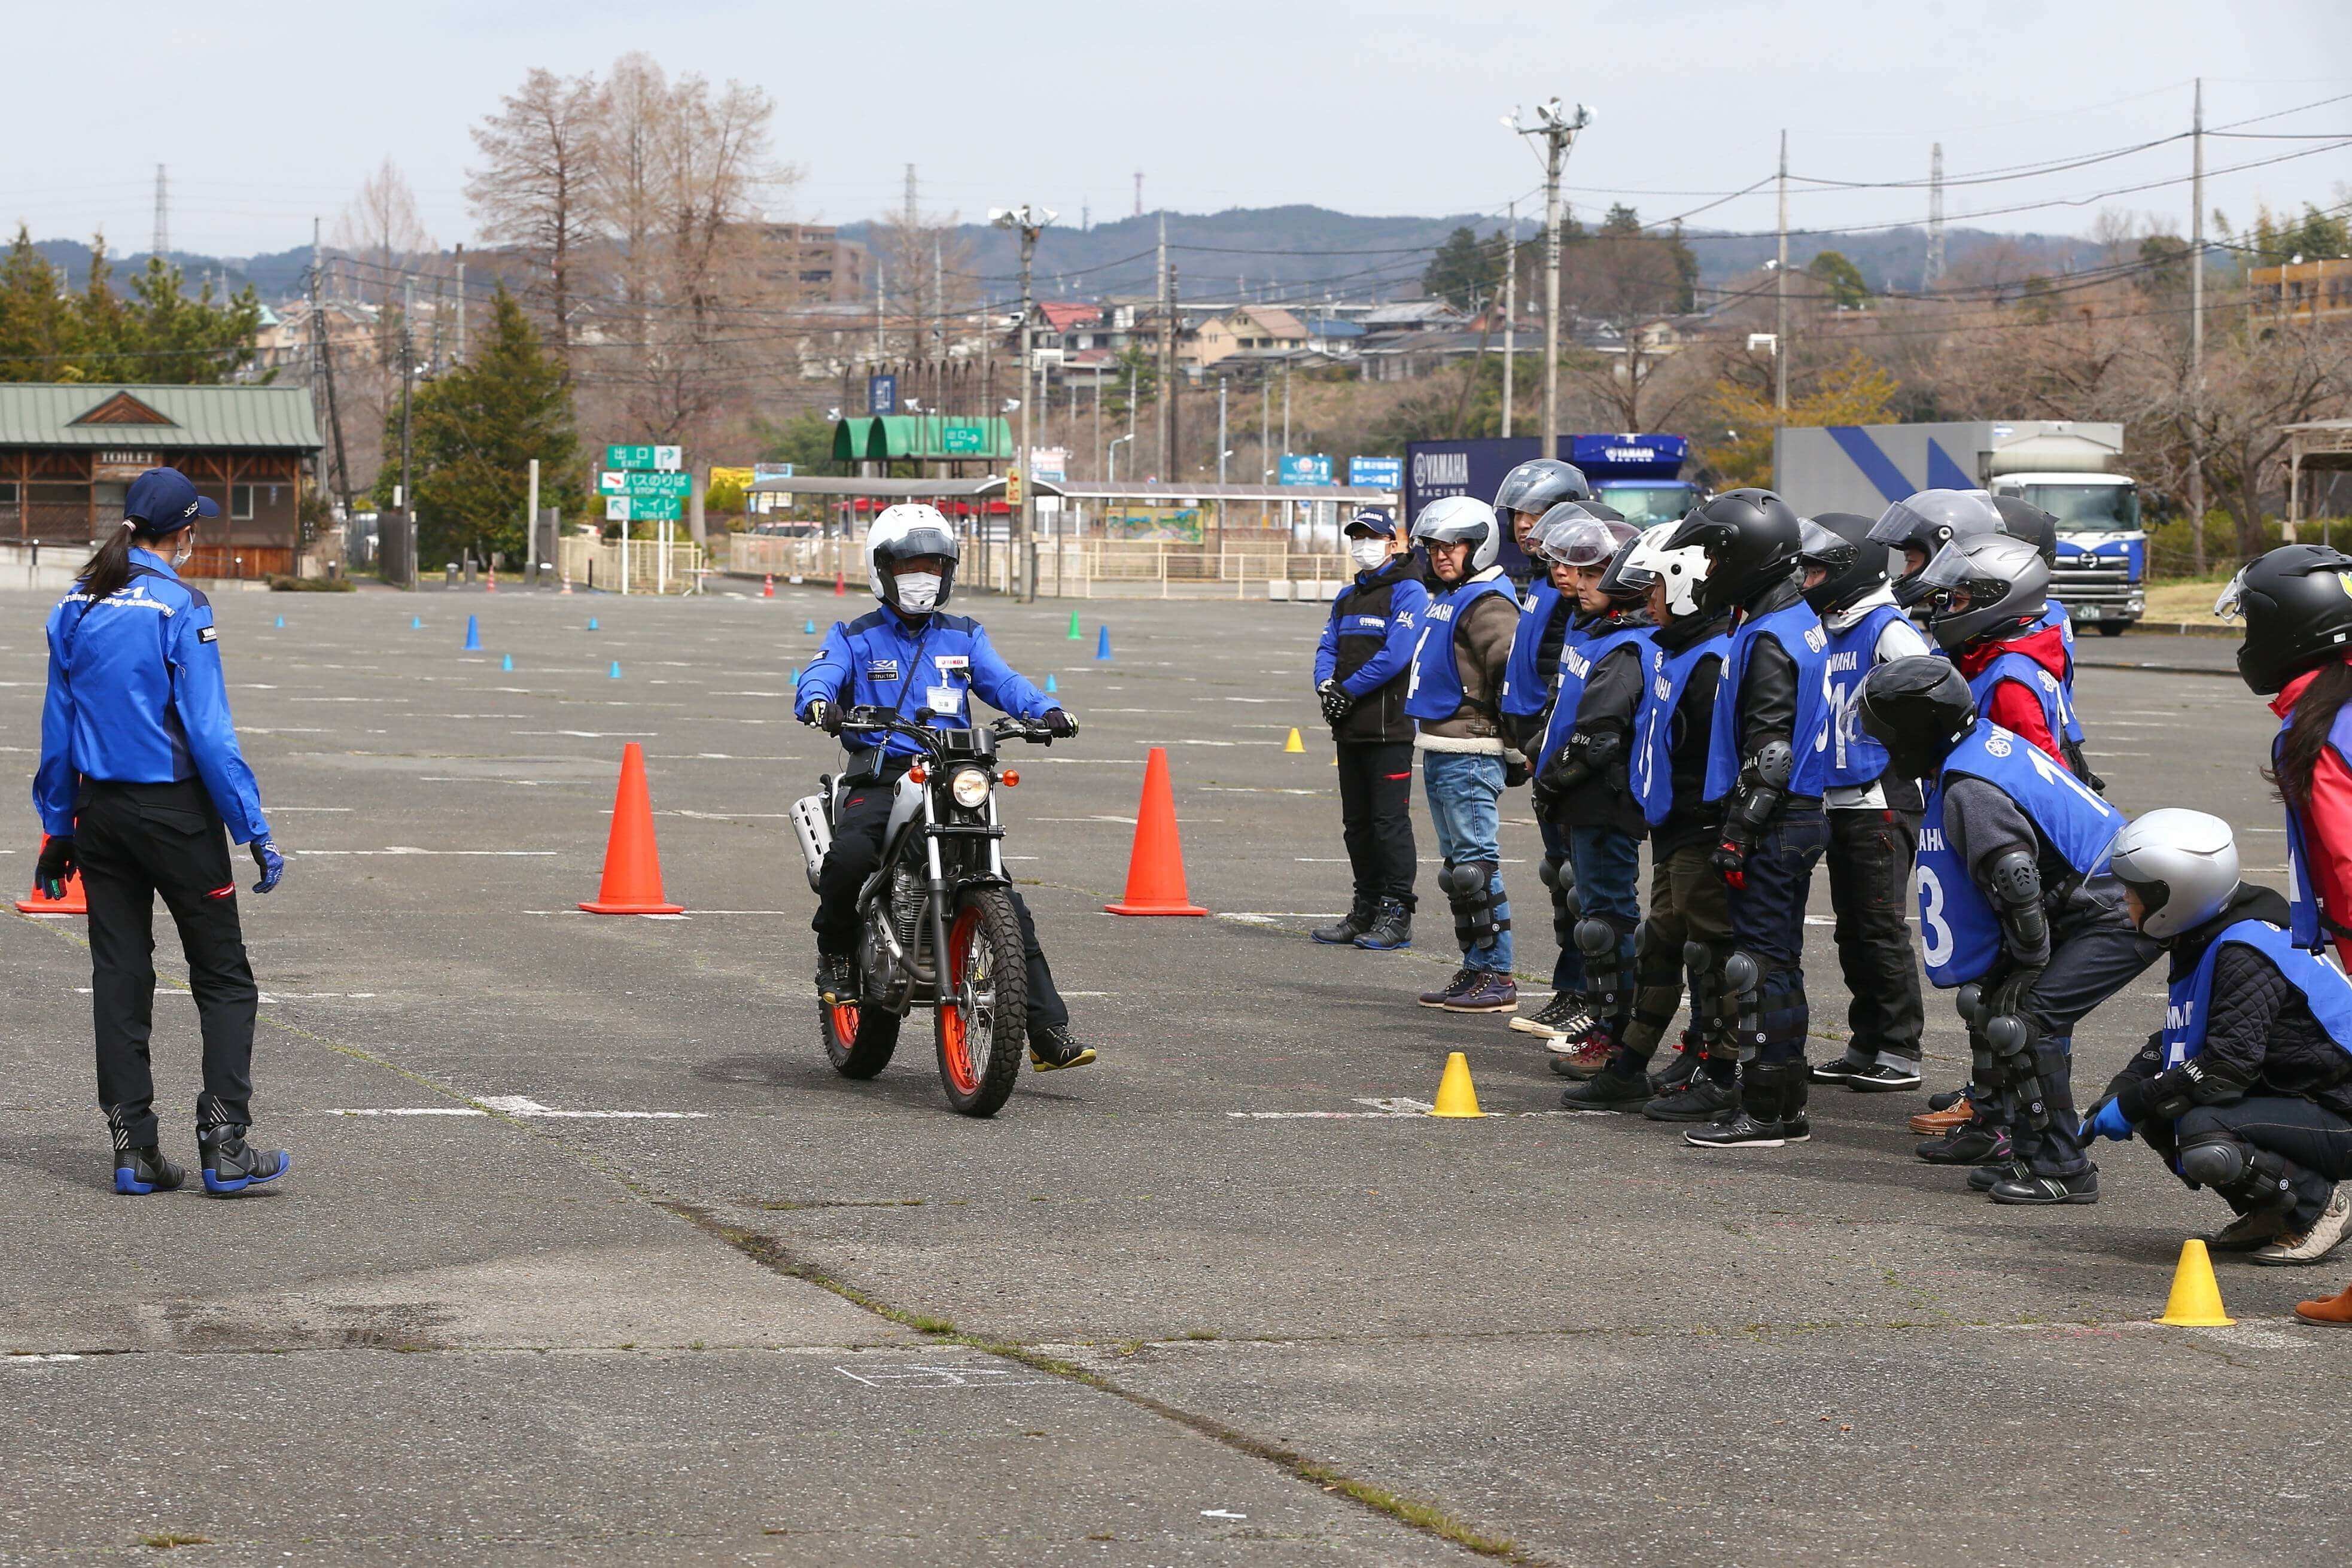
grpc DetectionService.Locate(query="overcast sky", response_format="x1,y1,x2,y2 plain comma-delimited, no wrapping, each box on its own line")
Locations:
7,1,2348,259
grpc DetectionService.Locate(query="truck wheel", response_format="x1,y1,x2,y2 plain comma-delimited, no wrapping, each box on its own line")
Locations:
2096,623,2126,637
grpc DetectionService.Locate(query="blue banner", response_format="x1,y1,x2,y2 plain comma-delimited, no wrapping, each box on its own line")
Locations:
1280,453,1333,486
868,374,897,416
1347,455,1402,489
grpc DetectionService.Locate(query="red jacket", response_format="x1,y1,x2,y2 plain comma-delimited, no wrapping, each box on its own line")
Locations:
1957,625,2071,769
2272,665,2352,968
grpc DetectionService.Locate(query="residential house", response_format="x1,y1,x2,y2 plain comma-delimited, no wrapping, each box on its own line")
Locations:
1182,306,1309,367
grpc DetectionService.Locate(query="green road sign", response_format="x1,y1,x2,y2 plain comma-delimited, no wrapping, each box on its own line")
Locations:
606,443,682,473
604,495,683,522
600,470,693,498
942,423,989,455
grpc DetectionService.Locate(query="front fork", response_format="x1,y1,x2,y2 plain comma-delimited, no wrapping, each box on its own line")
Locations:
925,790,954,1007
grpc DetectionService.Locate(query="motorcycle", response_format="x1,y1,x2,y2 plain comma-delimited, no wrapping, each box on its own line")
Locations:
790,707,1060,1116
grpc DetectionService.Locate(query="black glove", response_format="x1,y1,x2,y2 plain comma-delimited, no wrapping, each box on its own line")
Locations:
1504,755,1532,789
34,835,74,901
1530,781,1562,820
1710,824,1752,893
1042,707,1078,738
1317,679,1355,726
802,698,841,736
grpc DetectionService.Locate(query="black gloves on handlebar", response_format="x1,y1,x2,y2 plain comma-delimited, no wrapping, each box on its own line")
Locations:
1042,707,1078,738
802,698,843,736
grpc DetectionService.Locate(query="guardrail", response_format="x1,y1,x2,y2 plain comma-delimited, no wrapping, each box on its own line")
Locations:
721,533,1349,601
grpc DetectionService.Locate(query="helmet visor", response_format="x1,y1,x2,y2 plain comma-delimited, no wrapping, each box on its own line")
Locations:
2214,565,2250,622
1534,516,1617,569
1911,540,1979,604
1493,461,1584,516
1796,519,1855,573
880,523,960,564
1596,537,1656,599
1867,497,1940,549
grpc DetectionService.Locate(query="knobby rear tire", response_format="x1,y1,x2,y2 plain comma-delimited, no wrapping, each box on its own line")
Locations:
936,887,1027,1118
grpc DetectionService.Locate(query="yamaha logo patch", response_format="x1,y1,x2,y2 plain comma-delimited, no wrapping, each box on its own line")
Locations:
866,659,900,680
198,625,218,643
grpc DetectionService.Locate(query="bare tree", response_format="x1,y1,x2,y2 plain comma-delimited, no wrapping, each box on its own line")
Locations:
334,158,434,310
465,68,600,365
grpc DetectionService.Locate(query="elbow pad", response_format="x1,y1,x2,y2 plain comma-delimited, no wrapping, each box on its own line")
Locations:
1724,738,1794,842
1986,848,2051,967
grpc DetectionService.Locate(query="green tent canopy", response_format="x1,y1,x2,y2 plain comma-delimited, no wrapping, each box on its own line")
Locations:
830,416,1013,462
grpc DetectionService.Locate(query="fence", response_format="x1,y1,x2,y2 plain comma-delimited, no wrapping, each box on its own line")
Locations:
720,532,1347,601
557,535,706,594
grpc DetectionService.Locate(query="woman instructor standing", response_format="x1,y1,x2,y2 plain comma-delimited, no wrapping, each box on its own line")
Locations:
34,468,289,1196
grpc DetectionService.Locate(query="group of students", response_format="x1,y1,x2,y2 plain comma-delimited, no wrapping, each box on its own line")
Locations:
1313,463,2352,1319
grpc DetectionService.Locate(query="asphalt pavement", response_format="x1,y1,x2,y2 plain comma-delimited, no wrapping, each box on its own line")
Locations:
1,585,2341,1566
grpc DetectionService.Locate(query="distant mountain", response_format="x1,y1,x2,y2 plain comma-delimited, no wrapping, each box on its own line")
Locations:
21,206,2109,309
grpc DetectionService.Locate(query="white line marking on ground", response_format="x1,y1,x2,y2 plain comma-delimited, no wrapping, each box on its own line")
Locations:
7,1354,83,1363
515,730,658,738
270,806,354,812
330,1095,708,1119
832,1363,1055,1389
293,848,559,857
664,810,796,820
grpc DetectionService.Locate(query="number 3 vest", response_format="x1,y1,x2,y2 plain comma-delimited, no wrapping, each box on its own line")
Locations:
1913,720,2123,988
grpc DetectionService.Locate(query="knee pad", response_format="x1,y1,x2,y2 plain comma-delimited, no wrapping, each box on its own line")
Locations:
1575,917,1627,1009
1545,857,1578,946
2178,1132,2297,1211
1441,860,1500,948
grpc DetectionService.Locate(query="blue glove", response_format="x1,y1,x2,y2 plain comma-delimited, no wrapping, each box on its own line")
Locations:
2080,1097,2132,1144
250,840,285,894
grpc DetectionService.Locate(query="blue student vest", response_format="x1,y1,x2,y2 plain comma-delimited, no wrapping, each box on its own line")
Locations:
2161,918,2352,1070
1633,630,1728,826
2277,700,2352,951
1405,572,1517,724
1822,602,1908,790
1966,650,2074,760
1703,601,1833,802
2032,599,2085,743
1535,622,1654,774
1913,721,2125,988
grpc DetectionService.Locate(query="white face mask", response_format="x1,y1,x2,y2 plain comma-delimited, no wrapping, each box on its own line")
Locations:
1349,538,1389,571
171,533,194,568
895,572,942,613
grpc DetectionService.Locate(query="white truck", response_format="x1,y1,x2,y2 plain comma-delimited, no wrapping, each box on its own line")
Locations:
1774,420,2146,634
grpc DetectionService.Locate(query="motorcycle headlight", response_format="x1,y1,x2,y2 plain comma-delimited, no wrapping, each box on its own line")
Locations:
949,766,991,809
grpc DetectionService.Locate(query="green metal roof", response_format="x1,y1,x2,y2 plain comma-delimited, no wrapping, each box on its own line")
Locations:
0,383,321,450
832,415,1012,462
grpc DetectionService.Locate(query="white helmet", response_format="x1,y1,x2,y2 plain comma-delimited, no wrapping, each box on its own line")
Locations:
867,503,961,614
1410,494,1501,574
1627,521,1711,619
2109,808,2241,940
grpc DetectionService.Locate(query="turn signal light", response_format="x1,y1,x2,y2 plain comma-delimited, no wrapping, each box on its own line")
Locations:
1000,769,1020,787
908,765,927,783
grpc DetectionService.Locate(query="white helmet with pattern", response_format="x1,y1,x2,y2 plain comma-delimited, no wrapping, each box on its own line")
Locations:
867,503,962,613
1627,521,1711,619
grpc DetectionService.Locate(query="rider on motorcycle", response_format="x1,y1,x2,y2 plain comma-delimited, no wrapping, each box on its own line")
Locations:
795,504,1096,1070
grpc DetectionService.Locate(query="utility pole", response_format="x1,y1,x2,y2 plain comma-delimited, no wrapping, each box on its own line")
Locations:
454,245,467,364
1501,199,1517,439
152,164,168,258
1923,144,1946,291
993,203,1055,601
398,276,415,589
1775,129,1790,422
1259,375,1271,528
1282,360,1293,535
2189,77,2208,568
1511,98,1595,461
310,219,353,520
1157,214,1171,480
1134,171,1143,218
1217,376,1229,556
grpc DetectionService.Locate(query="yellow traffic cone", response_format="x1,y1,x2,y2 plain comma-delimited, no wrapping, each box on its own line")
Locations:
2157,1238,2235,1326
1430,1051,1484,1118
1284,727,1306,753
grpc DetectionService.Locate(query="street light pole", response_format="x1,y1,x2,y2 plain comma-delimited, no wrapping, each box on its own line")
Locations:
992,203,1056,601
1510,98,1595,462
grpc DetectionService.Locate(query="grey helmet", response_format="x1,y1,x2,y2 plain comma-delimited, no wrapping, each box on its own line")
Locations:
1869,488,2003,605
1919,532,2049,654
1531,501,1632,570
1411,494,1502,574
1492,458,1590,526
2110,808,2241,940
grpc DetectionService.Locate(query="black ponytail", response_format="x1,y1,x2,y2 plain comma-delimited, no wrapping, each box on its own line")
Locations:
2266,658,2352,812
76,522,150,602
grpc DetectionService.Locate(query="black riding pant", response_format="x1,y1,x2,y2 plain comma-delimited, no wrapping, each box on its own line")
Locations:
1726,806,1830,1067
1334,740,1416,911
1825,806,1926,1063
1982,903,2160,1177
74,778,261,1148
813,778,1067,1034
2163,1098,2352,1230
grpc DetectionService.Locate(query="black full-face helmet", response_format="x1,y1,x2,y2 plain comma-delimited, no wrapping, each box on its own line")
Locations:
1797,511,1892,616
1991,494,2060,568
1870,488,2003,606
1659,488,1803,616
2216,544,2352,696
1857,656,1979,780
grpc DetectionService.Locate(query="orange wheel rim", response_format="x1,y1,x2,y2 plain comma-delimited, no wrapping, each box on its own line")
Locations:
941,906,982,1092
830,1003,861,1043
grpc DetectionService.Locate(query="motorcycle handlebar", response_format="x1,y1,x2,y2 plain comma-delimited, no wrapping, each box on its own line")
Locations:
836,708,1059,752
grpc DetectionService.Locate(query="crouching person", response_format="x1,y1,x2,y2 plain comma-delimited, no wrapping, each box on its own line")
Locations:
2088,809,2352,1266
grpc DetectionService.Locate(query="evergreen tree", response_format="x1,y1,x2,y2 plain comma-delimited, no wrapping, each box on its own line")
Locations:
0,226,263,383
0,226,79,380
378,287,581,566
1806,249,1871,309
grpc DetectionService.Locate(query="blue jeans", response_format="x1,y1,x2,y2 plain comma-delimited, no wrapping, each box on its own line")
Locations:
1569,824,1642,994
1422,750,1512,973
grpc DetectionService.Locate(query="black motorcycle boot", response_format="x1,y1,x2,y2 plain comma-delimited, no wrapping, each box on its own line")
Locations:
816,952,860,1006
1028,1023,1099,1072
1560,1054,1653,1112
107,1107,182,1196
1313,898,1379,946
1354,899,1413,951
196,1098,288,1198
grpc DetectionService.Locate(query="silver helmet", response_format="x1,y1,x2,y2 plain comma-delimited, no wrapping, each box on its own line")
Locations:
1410,494,1502,574
1531,501,1628,570
2109,808,2241,940
1870,488,2003,605
866,503,962,613
1919,532,2049,653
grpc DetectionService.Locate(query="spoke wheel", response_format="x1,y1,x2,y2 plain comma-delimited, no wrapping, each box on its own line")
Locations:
936,888,1028,1117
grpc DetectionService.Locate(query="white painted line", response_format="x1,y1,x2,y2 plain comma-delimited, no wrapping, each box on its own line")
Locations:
331,1107,488,1117
1202,1509,1249,1520
293,848,558,857
8,1354,83,1363
515,730,658,738
664,809,796,820
332,1095,708,1119
270,806,354,812
1200,787,1326,795
832,1363,1054,1390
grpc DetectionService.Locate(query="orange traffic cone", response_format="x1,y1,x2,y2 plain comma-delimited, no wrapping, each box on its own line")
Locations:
16,835,86,914
833,568,847,597
578,743,684,915
763,574,775,598
1105,746,1207,917
559,573,573,596
485,565,498,593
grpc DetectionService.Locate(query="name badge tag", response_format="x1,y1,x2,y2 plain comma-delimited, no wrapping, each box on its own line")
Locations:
927,685,964,715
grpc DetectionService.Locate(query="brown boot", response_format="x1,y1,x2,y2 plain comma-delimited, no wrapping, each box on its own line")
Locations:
2295,1281,2352,1325
1910,1095,1974,1137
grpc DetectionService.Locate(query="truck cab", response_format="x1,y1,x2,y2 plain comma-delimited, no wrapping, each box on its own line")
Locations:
1988,471,2146,635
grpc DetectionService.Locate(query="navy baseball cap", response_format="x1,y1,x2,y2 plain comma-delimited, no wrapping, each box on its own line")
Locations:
1345,508,1396,538
124,468,218,534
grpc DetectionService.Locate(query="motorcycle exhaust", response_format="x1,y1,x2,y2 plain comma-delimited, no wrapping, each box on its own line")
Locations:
789,794,831,891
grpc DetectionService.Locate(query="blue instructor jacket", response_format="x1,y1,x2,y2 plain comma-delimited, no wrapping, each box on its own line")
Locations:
796,607,1054,756
35,549,271,844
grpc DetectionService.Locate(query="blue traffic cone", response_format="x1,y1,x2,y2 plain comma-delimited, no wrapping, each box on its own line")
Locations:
587,617,600,631
273,615,284,629
411,616,423,630
464,615,482,651
803,617,817,635
1044,672,1058,693
1094,625,1111,661
501,653,513,672
786,665,798,683
609,660,622,680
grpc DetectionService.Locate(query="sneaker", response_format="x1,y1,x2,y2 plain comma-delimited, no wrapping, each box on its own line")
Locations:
1987,1167,2099,1205
1552,1027,1618,1080
1418,967,1480,1007
1441,971,1518,1014
1916,1122,2010,1166
1312,900,1377,946
1685,1109,1787,1149
1849,1061,1924,1092
1027,1024,1098,1072
1968,1159,2029,1193
2254,1187,2352,1266
1514,992,1589,1038
1644,1073,1739,1124
2294,1283,2352,1324
1559,1064,1652,1112
817,952,860,1006
1353,899,1413,951
112,1144,185,1196
2210,1208,2293,1252
199,1131,290,1198
1909,1094,1974,1137
1648,1041,1702,1095
1811,1051,1872,1085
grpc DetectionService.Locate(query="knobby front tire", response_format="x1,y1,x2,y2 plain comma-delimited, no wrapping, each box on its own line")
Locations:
936,887,1028,1117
